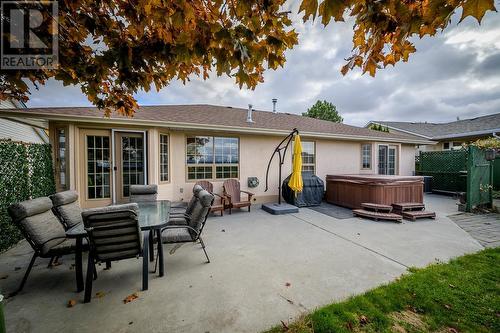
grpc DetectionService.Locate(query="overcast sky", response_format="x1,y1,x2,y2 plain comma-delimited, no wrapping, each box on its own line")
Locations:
26,3,500,127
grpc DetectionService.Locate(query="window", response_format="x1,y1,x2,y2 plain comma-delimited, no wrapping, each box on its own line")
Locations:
87,135,111,199
159,134,169,182
443,142,450,150
378,145,398,175
361,143,372,169
56,128,67,190
293,141,315,174
186,136,239,180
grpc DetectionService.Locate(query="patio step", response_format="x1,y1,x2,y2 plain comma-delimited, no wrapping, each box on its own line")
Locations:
392,202,425,212
402,210,436,221
353,209,402,223
360,203,393,213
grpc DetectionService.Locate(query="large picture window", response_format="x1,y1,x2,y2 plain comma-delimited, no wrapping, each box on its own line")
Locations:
159,134,169,182
186,136,239,180
293,141,315,174
361,143,372,169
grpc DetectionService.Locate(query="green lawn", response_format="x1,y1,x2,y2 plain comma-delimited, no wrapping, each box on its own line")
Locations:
265,248,500,333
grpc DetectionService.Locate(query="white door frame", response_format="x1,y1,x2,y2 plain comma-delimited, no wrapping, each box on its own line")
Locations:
111,129,148,204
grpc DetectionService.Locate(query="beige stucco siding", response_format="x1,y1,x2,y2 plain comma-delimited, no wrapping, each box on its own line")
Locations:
48,121,417,207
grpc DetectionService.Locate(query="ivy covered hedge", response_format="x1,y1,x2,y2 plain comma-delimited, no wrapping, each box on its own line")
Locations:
0,140,55,252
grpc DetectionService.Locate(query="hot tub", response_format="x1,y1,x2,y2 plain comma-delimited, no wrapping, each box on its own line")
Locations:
325,174,424,209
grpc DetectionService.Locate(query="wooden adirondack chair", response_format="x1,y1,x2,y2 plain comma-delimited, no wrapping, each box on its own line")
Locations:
195,181,225,216
223,179,254,214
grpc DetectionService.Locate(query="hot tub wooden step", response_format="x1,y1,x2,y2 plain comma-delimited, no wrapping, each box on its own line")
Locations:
353,209,402,223
402,210,436,221
392,202,425,212
360,203,393,212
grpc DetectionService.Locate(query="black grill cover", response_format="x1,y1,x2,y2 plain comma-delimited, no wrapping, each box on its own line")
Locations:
282,173,324,207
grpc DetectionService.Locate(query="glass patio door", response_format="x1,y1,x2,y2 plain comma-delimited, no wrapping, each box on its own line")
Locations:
378,145,397,175
114,132,146,203
79,129,113,208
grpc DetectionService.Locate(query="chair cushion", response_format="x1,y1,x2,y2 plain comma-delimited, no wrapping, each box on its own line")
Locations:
82,203,139,223
49,190,78,207
54,201,83,229
130,185,157,195
8,197,53,222
43,238,89,257
162,228,193,243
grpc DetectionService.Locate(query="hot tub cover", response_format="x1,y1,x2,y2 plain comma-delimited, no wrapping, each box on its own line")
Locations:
282,173,324,207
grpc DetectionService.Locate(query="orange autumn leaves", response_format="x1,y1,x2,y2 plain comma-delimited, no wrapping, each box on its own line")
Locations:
299,0,497,77
0,0,496,115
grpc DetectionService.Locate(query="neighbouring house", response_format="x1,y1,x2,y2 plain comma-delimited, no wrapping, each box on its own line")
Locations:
0,105,431,208
0,100,49,144
366,112,500,155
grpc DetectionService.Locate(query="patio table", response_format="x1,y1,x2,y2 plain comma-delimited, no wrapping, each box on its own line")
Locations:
66,200,171,292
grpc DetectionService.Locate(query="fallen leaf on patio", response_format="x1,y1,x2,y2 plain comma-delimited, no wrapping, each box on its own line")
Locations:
285,282,291,287
280,320,289,330
359,315,369,325
128,322,133,325
95,291,106,298
67,299,77,308
221,229,225,232
123,292,139,304
0,274,8,280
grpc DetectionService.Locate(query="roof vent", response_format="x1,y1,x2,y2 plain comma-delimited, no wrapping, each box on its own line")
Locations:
247,104,254,123
272,98,277,113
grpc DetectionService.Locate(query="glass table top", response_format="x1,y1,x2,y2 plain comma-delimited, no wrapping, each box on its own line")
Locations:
66,200,172,237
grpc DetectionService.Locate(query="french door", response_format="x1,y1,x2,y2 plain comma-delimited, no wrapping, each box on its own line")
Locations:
79,129,146,208
378,145,397,175
114,132,146,203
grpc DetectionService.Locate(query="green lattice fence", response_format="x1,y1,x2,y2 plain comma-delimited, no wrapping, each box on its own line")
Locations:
493,156,500,191
466,146,493,211
418,149,467,193
0,140,55,252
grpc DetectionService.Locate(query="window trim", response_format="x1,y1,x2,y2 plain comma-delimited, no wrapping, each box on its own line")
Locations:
158,132,170,184
377,143,399,175
292,140,316,174
185,134,240,182
360,143,372,170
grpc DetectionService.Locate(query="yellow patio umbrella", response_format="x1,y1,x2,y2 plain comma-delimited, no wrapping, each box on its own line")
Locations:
288,134,303,193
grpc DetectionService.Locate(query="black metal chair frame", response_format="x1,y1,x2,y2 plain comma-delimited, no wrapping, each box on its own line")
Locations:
83,209,147,303
10,222,85,296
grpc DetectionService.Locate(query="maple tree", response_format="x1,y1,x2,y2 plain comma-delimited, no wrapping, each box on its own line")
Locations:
0,0,496,115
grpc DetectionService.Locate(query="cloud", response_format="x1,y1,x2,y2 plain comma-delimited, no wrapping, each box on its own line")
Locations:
25,7,500,127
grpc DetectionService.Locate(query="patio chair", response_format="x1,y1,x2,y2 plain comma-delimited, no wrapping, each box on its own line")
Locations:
81,203,145,303
195,181,225,216
159,190,214,265
129,184,158,203
49,190,83,230
169,184,203,220
7,197,88,295
223,179,254,214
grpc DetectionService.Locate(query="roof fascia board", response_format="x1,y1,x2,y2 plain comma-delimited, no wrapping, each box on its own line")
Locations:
0,110,434,145
366,121,433,139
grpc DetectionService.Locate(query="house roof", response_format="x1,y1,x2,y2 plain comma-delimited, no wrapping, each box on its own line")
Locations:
369,112,500,140
0,104,432,144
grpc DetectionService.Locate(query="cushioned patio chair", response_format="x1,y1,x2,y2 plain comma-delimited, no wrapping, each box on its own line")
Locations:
159,190,214,266
8,197,88,295
195,181,225,216
223,179,254,214
81,203,145,303
129,184,158,202
169,184,203,220
50,190,83,230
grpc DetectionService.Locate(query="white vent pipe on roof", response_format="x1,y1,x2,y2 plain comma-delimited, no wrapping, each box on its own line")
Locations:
247,104,254,123
272,98,277,113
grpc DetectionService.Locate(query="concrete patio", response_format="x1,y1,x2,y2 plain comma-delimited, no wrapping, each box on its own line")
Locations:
0,194,483,333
